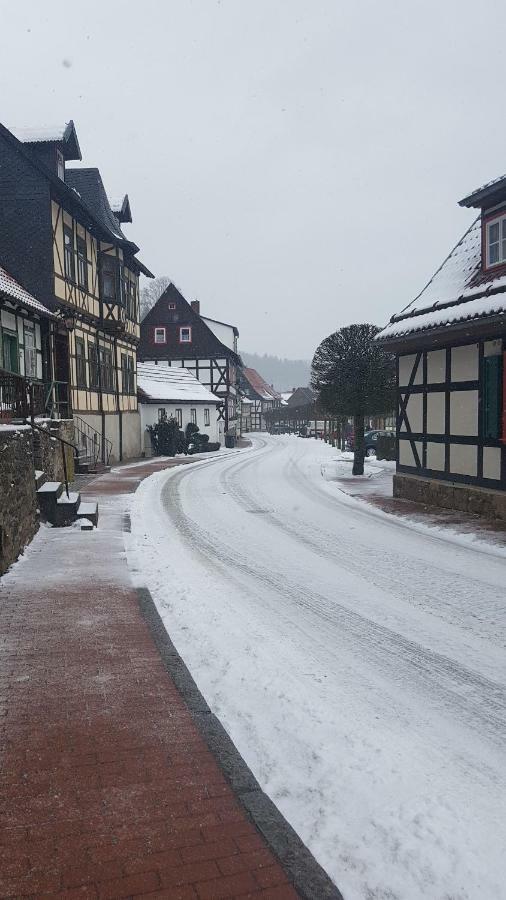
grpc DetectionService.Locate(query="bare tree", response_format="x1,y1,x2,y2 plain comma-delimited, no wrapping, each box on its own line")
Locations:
139,275,171,321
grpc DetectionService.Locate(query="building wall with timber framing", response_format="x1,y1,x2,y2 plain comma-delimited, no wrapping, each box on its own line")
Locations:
397,336,505,492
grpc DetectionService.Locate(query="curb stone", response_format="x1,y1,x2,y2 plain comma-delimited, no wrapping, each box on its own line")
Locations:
136,586,344,900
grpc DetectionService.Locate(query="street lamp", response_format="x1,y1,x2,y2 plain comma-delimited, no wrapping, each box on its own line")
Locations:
61,310,77,332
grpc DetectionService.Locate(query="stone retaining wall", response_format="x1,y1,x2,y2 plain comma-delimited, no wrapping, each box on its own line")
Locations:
394,472,506,521
0,426,37,575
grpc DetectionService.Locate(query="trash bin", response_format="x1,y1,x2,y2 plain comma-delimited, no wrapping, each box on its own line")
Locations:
225,434,236,448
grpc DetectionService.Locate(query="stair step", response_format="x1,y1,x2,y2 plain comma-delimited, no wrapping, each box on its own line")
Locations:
57,491,81,506
37,481,64,500
53,491,81,527
34,470,46,489
76,501,99,527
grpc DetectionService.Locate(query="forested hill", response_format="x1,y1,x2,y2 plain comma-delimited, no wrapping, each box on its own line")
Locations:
241,352,311,392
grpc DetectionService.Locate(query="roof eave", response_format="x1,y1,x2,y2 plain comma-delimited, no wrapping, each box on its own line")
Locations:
458,181,506,209
377,311,506,351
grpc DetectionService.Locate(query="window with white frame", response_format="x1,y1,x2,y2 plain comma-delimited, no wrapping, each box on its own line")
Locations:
191,408,197,424
168,302,176,310
179,326,191,343
486,214,506,266
175,408,182,426
204,408,210,426
154,326,166,344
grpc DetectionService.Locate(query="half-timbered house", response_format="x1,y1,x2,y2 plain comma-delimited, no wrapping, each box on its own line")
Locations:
238,367,282,431
0,120,153,462
377,174,506,518
0,264,56,422
138,284,240,444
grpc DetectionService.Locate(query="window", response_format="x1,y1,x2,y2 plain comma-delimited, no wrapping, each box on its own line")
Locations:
175,408,182,427
75,337,87,387
24,324,37,378
204,408,210,426
158,408,166,422
99,253,119,301
88,343,99,389
99,347,114,392
121,353,135,394
2,331,19,373
191,408,197,424
77,236,88,290
168,302,176,310
57,149,65,181
486,214,506,267
126,278,137,321
482,353,503,438
64,225,75,282
180,326,191,343
154,327,166,344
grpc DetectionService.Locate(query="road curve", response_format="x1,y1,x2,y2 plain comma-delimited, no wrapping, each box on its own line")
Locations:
129,434,506,900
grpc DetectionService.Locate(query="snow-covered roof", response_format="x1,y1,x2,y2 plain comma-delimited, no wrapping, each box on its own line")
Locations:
377,216,506,341
9,121,82,161
108,194,132,223
0,265,54,317
137,363,219,404
11,124,69,143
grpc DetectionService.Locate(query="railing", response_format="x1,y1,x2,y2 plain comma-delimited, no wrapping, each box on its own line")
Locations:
73,414,112,466
0,369,46,420
29,420,78,499
44,381,71,419
0,370,71,421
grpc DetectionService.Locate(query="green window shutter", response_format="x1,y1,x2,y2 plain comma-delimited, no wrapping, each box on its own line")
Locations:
482,355,502,439
2,333,19,374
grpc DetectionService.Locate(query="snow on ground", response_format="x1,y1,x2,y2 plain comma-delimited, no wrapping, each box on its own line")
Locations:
127,434,506,900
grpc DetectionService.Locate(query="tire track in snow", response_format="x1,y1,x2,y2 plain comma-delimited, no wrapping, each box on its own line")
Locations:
160,443,506,748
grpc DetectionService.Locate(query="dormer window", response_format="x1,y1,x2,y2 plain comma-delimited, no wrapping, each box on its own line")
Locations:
485,213,506,267
57,149,65,181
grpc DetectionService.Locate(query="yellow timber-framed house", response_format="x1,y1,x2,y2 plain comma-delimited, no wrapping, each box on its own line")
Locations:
0,120,153,462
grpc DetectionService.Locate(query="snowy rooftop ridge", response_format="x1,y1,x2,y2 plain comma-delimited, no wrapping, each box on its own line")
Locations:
0,265,54,317
137,363,219,404
378,217,506,340
10,124,69,143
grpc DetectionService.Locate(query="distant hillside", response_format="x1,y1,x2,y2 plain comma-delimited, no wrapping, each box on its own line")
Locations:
241,352,311,392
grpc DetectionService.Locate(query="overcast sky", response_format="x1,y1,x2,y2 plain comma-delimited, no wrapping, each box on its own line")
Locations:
1,1,504,357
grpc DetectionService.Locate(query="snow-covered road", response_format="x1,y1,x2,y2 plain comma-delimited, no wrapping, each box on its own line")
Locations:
128,435,506,900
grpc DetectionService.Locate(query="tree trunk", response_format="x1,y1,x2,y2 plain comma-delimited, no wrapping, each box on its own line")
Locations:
352,413,365,475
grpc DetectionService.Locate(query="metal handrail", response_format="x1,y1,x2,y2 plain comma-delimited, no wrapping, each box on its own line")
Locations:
25,419,78,499
73,414,113,466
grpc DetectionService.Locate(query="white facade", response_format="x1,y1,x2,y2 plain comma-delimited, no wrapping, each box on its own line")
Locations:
137,362,220,453
201,316,238,354
140,401,219,446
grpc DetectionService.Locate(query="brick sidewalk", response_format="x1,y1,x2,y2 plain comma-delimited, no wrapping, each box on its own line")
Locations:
0,456,301,899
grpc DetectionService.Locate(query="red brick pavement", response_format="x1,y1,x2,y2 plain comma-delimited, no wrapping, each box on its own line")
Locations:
0,456,299,899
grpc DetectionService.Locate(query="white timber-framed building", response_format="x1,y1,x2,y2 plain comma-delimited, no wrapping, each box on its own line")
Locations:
377,173,506,518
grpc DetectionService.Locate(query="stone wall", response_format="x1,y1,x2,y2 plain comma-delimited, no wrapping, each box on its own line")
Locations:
0,426,37,575
394,472,506,521
32,419,75,483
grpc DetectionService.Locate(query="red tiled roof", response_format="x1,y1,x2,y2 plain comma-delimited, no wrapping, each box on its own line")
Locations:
242,368,281,401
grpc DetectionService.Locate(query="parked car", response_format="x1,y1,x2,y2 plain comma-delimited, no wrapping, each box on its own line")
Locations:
347,429,395,456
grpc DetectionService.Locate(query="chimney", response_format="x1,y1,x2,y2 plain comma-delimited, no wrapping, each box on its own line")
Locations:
191,300,200,315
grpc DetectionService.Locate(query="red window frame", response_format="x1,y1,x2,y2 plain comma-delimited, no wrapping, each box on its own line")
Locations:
482,210,506,274
153,326,166,344
179,326,192,344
